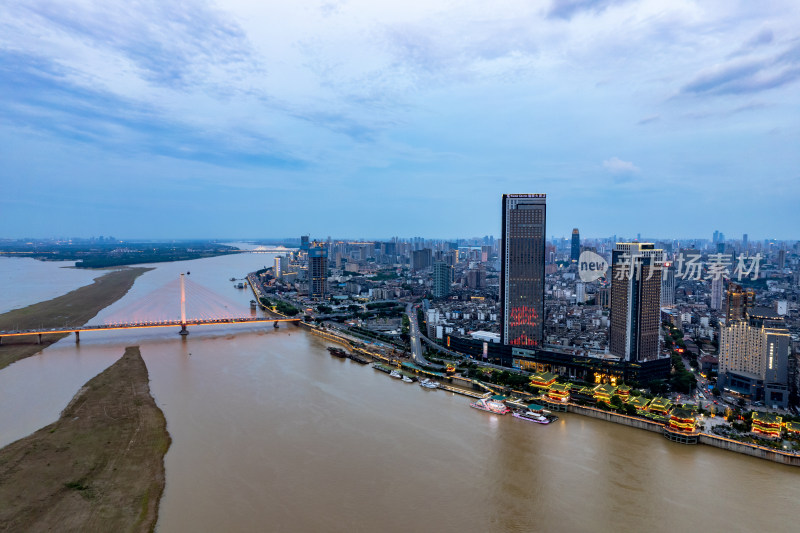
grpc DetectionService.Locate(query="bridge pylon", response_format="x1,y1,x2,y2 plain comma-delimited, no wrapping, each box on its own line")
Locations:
179,273,189,336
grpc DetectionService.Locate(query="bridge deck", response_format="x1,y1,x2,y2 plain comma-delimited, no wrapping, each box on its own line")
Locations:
0,317,301,337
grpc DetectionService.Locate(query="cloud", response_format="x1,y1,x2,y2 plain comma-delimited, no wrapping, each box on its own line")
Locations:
603,157,640,174
17,0,259,90
546,0,629,20
682,41,800,96
637,115,660,125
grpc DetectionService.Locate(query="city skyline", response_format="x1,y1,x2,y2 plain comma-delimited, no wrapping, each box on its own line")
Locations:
2,1,799,239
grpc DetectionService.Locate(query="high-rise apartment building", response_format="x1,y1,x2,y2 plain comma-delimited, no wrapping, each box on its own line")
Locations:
308,241,328,300
710,275,724,310
609,242,663,362
500,194,546,348
660,261,675,307
571,228,580,262
724,283,754,323
433,261,452,299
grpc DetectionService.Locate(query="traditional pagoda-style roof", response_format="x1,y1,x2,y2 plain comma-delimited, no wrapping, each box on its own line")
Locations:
668,407,698,432
752,412,783,437
615,384,632,395
626,395,650,410
784,421,800,434
547,382,571,401
529,371,558,387
648,396,673,414
752,412,782,425
593,383,617,402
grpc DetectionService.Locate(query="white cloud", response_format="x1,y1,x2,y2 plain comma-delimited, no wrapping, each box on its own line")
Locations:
603,157,640,174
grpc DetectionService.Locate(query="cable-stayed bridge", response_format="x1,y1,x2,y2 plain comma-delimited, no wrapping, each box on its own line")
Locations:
0,274,300,343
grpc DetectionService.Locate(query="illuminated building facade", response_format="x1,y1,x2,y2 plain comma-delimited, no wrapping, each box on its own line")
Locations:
308,241,328,300
500,194,546,348
719,307,791,406
724,283,754,323
609,242,664,362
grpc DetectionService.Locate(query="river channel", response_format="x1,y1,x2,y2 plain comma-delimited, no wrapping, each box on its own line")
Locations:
0,252,797,532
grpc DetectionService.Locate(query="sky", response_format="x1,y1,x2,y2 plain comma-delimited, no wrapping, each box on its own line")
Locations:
1,0,798,241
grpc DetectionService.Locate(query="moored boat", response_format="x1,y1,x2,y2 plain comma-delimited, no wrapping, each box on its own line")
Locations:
402,376,413,383
419,378,438,389
390,370,403,379
470,397,510,415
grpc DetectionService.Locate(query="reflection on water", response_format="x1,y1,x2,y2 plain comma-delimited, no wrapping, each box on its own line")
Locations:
0,255,798,532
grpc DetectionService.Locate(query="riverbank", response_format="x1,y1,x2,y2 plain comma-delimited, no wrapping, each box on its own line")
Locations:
0,346,170,531
0,267,151,370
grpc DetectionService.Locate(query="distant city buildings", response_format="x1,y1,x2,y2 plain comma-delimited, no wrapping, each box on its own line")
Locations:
500,194,546,347
609,242,663,362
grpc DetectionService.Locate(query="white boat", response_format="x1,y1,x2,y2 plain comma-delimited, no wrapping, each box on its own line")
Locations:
390,370,403,379
402,376,413,383
512,410,550,424
419,378,438,389
470,398,510,415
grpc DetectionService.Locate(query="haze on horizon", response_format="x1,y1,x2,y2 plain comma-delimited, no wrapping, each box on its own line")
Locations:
1,0,798,241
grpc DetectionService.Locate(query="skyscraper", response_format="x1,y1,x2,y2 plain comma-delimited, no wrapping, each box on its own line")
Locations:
500,194,546,347
308,241,327,300
571,228,580,262
660,261,675,307
609,242,663,362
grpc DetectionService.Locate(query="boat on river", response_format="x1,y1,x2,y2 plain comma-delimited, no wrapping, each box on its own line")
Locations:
470,397,510,415
419,378,438,389
390,370,403,379
327,347,348,358
512,404,558,424
402,376,413,383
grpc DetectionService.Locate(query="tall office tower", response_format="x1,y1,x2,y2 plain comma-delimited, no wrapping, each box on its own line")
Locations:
481,245,492,262
500,194,546,348
713,230,720,244
609,242,664,362
571,228,580,262
778,249,786,270
660,261,676,306
710,275,724,310
742,233,748,251
433,261,452,298
300,235,310,252
724,283,754,323
308,241,328,300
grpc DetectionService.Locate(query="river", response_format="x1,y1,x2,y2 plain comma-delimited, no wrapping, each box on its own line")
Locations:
0,253,797,532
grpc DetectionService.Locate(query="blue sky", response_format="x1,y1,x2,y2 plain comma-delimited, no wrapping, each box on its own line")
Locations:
1,0,798,240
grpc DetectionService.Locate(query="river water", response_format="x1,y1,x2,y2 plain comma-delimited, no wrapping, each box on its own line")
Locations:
0,253,797,532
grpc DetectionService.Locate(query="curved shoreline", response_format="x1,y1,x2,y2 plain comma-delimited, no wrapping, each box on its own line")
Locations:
0,346,170,532
0,267,151,370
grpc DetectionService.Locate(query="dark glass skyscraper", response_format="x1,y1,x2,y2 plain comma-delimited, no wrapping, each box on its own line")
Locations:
609,242,663,362
571,228,580,262
308,241,327,301
500,194,546,347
